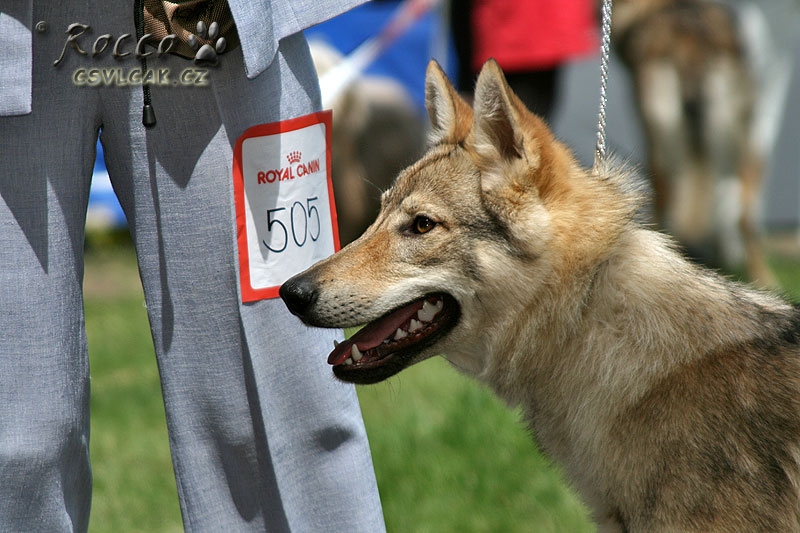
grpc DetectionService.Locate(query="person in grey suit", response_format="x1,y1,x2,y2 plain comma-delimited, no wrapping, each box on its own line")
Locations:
0,1,385,531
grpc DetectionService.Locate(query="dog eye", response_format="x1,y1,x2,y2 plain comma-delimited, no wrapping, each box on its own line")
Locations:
412,215,436,234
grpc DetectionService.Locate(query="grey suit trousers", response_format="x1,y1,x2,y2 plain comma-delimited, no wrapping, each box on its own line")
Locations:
0,3,384,531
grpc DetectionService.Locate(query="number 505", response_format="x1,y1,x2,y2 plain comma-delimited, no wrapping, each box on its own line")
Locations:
262,197,322,253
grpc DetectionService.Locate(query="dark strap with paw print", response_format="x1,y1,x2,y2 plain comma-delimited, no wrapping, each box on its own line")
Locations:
143,0,240,60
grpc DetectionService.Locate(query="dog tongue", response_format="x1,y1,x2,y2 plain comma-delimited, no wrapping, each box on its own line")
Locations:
327,299,427,365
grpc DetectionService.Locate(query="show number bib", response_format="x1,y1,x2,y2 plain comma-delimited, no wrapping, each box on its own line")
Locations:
233,111,340,302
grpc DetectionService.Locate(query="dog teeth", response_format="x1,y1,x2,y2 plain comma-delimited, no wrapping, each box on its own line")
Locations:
394,328,408,340
333,339,340,348
417,299,443,322
409,319,423,332
351,344,363,362
344,358,353,365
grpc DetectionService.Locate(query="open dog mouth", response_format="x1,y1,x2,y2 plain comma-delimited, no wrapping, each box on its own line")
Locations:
328,293,460,384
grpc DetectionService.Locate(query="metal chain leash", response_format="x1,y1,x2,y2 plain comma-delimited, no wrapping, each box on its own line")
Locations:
594,0,614,171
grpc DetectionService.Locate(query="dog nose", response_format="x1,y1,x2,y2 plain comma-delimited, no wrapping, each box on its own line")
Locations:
279,275,318,318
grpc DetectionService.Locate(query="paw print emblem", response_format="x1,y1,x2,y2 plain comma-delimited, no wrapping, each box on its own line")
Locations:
186,20,227,66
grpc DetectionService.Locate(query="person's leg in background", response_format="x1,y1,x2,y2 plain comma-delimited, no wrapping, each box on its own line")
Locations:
0,3,101,530
505,68,561,122
98,23,385,532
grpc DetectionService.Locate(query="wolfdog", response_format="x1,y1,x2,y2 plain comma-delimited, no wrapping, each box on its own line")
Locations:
612,0,774,286
281,60,800,531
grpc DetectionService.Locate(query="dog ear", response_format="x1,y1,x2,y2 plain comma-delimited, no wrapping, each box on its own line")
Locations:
471,60,561,251
471,59,529,166
425,60,472,145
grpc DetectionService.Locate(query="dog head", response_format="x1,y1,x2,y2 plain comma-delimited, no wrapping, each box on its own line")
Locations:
280,60,627,384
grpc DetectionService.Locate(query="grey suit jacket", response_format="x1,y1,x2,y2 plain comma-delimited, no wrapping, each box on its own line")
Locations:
0,0,367,115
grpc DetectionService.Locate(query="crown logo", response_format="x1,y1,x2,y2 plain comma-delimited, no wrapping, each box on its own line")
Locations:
286,151,302,164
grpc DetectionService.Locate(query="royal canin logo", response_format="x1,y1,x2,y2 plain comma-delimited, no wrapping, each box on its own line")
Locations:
257,151,321,184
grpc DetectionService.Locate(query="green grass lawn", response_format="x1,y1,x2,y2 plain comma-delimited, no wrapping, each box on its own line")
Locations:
84,243,183,532
83,237,800,532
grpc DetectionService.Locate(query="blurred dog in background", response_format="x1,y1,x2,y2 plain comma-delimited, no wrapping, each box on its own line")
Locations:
309,41,425,245
612,0,775,286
